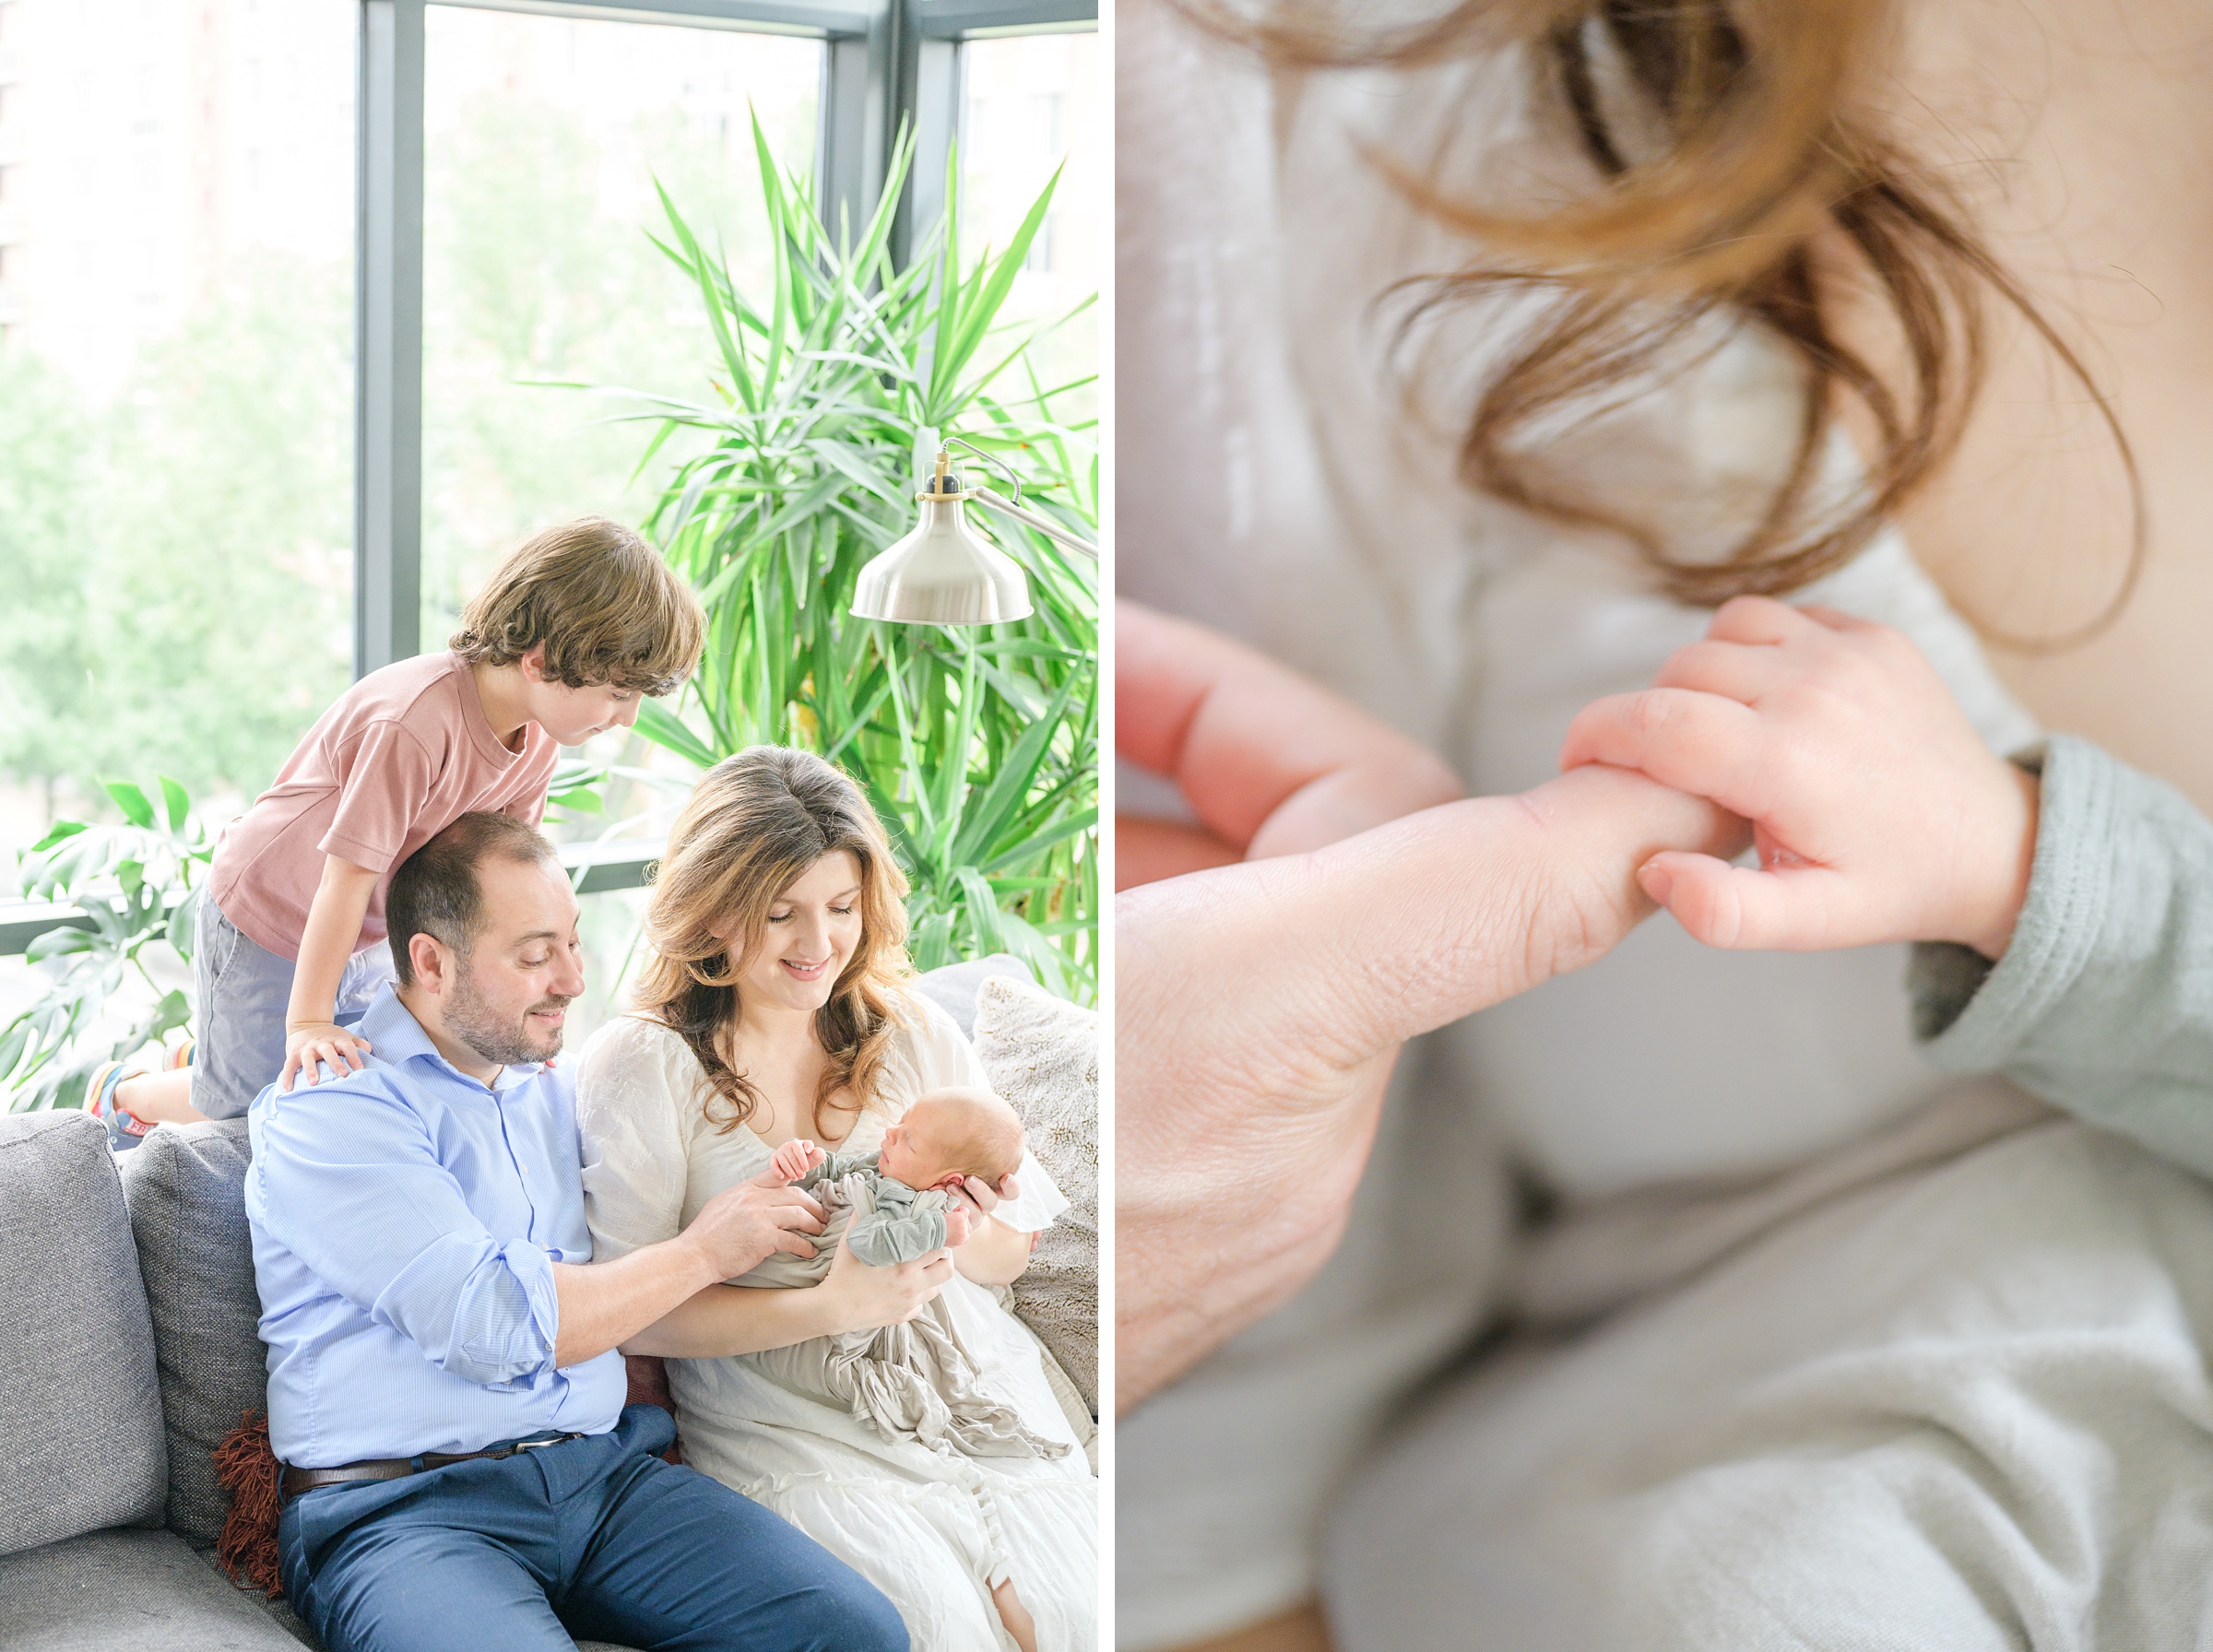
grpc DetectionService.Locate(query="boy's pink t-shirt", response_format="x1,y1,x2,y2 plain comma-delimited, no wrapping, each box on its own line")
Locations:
209,652,558,961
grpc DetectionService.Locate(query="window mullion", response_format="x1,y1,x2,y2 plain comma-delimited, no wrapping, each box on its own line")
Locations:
354,0,425,679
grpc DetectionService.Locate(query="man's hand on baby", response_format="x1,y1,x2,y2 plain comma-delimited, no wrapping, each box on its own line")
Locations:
686,1180,827,1279
1561,596,2039,959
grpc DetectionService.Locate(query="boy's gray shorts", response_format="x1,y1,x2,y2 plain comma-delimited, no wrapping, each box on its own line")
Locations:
190,899,398,1119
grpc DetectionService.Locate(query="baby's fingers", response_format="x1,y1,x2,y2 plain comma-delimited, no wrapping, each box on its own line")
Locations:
1561,690,1773,818
1640,851,1856,951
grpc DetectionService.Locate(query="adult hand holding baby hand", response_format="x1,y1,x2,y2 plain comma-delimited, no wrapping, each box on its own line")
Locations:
1561,596,2039,959
1118,602,1747,1412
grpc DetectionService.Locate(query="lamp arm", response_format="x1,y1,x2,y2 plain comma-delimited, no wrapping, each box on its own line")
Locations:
969,488,1100,560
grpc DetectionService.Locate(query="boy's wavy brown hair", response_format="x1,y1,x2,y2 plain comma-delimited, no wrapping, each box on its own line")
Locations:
451,518,705,694
1193,0,2140,646
633,747,914,1134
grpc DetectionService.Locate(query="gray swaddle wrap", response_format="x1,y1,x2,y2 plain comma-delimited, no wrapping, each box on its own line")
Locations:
737,1150,1071,1460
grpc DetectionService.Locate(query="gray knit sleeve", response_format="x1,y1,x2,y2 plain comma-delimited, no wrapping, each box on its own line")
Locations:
1912,736,2213,1177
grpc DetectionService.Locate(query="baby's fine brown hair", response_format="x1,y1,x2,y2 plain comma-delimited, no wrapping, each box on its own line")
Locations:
922,1089,1025,1186
452,518,704,695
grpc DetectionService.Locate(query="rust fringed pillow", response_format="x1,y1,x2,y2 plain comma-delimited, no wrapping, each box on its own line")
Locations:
212,1409,284,1599
627,1354,683,1465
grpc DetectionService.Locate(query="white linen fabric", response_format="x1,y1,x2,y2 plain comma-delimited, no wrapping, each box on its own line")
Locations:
574,992,1097,1652
1110,2,2135,1646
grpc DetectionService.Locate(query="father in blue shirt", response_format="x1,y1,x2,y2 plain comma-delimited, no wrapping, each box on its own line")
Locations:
246,811,908,1652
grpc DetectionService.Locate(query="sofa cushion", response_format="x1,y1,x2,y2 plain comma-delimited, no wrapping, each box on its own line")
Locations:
0,1528,305,1650
972,975,1097,1410
910,951,1032,1039
0,1112,168,1556
118,1118,266,1547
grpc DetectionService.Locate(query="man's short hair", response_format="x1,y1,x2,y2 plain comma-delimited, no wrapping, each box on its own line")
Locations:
386,813,562,985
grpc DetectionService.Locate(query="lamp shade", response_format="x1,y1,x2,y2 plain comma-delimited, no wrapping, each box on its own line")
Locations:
850,495,1034,626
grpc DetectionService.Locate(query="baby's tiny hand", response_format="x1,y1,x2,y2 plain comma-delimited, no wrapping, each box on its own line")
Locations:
941,1200,973,1249
1560,596,2038,958
770,1139,823,1183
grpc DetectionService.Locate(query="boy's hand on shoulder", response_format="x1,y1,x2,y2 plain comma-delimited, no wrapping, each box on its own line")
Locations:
280,1022,373,1092
1560,596,2039,959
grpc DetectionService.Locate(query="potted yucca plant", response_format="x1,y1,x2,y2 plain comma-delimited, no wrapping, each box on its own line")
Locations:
617,120,1097,999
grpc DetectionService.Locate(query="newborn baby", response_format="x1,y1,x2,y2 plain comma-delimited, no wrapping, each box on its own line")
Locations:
736,1086,1070,1460
768,1084,1024,1265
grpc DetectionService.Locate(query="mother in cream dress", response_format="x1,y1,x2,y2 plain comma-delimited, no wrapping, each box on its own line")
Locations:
572,746,1096,1652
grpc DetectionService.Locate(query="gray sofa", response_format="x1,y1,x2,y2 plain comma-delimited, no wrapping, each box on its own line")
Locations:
0,960,1096,1650
0,1109,399,1651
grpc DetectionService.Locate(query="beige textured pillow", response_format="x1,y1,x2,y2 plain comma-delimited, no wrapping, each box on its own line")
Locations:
974,974,1098,1411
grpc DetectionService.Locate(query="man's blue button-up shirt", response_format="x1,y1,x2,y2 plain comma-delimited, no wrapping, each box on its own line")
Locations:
246,984,626,1466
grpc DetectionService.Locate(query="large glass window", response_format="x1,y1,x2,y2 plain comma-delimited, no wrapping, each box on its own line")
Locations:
420,7,823,651
3,0,1101,1081
0,0,355,840
959,28,1100,420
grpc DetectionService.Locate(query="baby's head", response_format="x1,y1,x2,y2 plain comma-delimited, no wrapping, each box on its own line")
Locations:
878,1086,1024,1192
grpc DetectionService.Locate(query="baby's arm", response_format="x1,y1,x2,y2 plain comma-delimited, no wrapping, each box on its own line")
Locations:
846,1197,971,1268
1117,601,1467,888
281,855,383,1091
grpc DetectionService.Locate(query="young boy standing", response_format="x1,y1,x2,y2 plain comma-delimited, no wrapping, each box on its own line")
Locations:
90,518,704,1144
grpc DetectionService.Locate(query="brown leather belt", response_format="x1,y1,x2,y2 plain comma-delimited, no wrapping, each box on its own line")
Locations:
280,1433,586,1499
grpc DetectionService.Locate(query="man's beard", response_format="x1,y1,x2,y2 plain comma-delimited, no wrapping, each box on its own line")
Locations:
445,965,574,1068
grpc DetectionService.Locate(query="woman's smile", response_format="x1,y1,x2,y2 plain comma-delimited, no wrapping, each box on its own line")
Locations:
724,849,867,1011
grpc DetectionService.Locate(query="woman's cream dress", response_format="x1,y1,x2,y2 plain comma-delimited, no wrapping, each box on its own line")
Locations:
574,991,1097,1652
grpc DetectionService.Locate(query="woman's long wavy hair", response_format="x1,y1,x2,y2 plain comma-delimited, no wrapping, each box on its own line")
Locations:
1193,0,2138,645
634,747,914,1134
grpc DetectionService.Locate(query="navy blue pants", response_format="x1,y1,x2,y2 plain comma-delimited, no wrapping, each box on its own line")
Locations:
277,1406,907,1652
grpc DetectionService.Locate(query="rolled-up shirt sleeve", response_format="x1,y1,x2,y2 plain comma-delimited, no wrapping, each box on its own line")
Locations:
250,1080,560,1386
